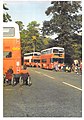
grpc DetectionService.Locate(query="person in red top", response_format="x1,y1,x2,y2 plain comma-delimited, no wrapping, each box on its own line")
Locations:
5,66,14,85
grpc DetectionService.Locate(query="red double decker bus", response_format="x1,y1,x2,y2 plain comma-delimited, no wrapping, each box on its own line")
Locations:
3,22,22,78
40,47,65,70
24,52,41,67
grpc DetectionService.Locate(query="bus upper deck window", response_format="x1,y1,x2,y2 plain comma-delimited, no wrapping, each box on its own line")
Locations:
53,49,58,53
59,50,64,53
3,51,12,58
3,27,15,37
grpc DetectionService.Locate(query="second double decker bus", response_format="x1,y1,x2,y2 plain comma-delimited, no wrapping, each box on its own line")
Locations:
24,52,41,67
40,47,65,70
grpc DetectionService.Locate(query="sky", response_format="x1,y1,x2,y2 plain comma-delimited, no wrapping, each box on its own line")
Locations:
4,0,52,28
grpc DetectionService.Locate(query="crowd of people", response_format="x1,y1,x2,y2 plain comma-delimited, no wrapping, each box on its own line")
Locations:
71,59,82,74
54,59,82,74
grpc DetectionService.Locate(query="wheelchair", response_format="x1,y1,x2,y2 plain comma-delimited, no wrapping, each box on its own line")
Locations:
19,70,32,86
4,72,16,86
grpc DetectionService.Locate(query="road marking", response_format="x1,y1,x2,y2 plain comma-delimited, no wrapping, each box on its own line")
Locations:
62,82,82,91
34,70,82,92
35,70,54,79
43,74,55,80
35,71,55,80
35,71,41,74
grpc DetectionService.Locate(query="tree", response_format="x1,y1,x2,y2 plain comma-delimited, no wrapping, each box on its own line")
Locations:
26,21,49,53
3,3,12,22
18,21,49,55
15,21,24,31
43,1,82,64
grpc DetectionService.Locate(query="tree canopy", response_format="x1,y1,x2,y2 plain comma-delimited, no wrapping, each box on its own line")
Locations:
43,1,82,64
16,20,50,55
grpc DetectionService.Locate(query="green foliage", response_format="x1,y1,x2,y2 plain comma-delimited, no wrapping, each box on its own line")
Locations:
15,21,24,31
43,1,82,64
3,3,12,22
16,21,49,55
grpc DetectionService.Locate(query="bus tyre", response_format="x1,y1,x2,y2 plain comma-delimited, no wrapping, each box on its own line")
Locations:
19,76,24,86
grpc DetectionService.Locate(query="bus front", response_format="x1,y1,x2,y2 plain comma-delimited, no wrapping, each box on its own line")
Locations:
51,47,65,69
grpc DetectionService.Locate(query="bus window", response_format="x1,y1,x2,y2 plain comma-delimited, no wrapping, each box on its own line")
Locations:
34,54,40,56
25,60,29,62
50,49,52,53
58,58,64,63
42,59,47,63
33,59,40,63
59,49,64,53
41,51,47,54
3,27,15,37
50,58,58,63
51,58,64,63
31,59,34,62
3,51,12,58
53,49,59,53
47,50,50,54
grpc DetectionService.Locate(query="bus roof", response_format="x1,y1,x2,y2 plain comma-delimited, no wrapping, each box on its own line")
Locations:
41,47,64,52
3,22,20,38
24,52,41,56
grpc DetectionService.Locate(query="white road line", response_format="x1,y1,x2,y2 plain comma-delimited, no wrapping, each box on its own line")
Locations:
34,70,82,92
62,81,82,91
35,71,41,74
35,71,55,79
43,74,55,80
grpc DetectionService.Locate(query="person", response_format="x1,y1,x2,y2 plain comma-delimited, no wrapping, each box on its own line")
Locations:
71,63,75,72
66,65,71,72
23,64,27,70
7,66,13,74
58,64,61,71
80,61,82,74
54,61,59,72
6,66,14,85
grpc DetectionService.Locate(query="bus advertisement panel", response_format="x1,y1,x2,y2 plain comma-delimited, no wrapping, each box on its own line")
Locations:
40,47,65,70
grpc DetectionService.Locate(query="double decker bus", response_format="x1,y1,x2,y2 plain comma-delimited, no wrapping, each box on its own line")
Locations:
24,52,41,67
3,22,22,78
40,47,65,70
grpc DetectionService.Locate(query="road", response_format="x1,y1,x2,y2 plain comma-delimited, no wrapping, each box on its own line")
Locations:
3,67,82,117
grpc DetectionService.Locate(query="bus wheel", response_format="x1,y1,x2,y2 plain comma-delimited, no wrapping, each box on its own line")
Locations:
19,76,24,86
